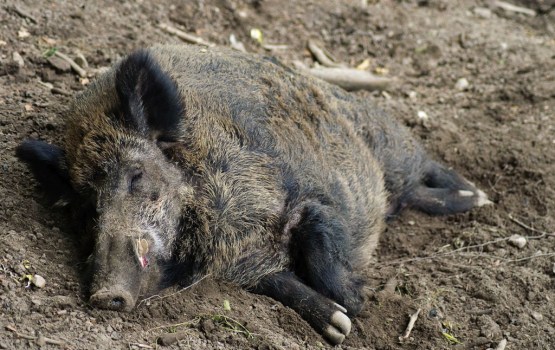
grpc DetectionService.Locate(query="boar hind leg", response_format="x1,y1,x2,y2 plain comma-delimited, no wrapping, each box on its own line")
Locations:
408,161,492,215
251,271,351,345
290,203,365,317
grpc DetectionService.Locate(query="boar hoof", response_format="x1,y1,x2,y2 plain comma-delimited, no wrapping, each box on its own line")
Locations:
90,288,134,312
475,189,493,207
323,310,351,345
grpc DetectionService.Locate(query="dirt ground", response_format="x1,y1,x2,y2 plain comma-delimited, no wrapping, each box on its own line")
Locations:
1,0,554,349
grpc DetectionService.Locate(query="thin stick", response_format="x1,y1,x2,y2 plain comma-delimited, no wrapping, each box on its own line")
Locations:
307,40,344,68
138,274,210,307
293,62,392,91
493,1,536,16
5,325,64,346
507,252,555,263
53,51,87,77
128,342,154,349
158,23,215,47
12,5,38,23
508,214,555,238
384,237,509,265
399,308,421,341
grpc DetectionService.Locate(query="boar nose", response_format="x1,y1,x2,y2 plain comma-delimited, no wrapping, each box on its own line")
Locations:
90,287,135,312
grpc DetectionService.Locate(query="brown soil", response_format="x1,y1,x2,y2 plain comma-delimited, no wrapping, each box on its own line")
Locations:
1,0,554,349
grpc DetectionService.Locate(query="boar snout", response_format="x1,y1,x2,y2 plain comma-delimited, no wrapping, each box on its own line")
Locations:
90,287,135,312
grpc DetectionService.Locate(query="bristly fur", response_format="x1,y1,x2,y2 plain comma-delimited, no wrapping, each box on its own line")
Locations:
16,44,489,345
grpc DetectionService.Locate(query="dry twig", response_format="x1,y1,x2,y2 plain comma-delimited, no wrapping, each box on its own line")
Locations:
12,5,37,23
307,40,344,68
158,23,215,47
5,325,64,346
507,252,555,263
399,308,421,341
138,274,209,307
128,343,153,349
508,214,555,239
54,51,87,77
293,61,392,91
494,1,536,16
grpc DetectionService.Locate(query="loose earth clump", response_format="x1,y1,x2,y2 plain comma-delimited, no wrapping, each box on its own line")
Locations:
1,0,554,349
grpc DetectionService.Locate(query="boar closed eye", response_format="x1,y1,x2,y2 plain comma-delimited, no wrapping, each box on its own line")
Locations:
128,169,143,193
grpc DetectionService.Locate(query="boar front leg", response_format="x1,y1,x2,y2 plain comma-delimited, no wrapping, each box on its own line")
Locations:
251,271,351,345
289,202,366,317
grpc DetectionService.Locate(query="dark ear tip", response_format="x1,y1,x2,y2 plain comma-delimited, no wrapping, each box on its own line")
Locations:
16,139,42,161
15,139,64,163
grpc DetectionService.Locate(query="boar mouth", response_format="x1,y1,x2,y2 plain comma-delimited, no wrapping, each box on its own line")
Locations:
90,287,136,312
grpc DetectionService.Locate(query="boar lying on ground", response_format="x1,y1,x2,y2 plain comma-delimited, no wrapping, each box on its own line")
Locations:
17,45,490,345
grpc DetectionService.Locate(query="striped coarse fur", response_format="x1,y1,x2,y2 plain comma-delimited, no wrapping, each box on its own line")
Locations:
16,44,490,345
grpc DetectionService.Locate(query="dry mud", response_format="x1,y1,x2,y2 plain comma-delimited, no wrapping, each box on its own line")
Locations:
1,0,554,349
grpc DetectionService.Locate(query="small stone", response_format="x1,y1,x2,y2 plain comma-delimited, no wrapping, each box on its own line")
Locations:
18,29,31,39
12,52,24,68
473,7,492,19
35,333,46,347
508,234,527,249
31,274,46,288
47,56,71,72
417,110,429,120
531,311,543,321
455,78,469,91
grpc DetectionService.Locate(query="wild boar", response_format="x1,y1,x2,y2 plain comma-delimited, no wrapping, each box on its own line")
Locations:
16,45,490,345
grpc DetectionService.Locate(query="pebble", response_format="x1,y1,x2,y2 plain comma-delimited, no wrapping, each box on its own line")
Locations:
32,274,46,288
18,29,31,39
531,311,543,321
508,234,527,249
47,56,71,72
417,110,429,120
455,77,469,91
12,52,24,68
110,331,121,340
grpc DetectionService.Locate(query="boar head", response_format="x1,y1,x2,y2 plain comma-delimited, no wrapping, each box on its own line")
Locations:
17,50,198,311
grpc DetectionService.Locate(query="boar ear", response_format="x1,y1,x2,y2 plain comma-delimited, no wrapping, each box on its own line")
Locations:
116,50,184,142
16,140,75,205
